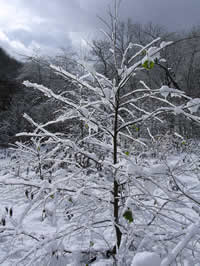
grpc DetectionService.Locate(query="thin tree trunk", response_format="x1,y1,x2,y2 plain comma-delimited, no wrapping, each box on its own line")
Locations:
112,93,122,253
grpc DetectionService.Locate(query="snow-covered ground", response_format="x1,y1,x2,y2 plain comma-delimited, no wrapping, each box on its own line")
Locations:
0,143,200,265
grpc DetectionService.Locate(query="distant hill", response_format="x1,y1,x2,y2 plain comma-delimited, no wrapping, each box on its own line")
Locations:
0,47,22,110
0,47,22,80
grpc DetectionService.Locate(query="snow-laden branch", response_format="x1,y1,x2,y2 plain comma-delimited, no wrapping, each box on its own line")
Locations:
23,80,77,109
0,177,76,193
117,106,173,132
50,65,98,94
161,221,200,266
117,40,173,93
128,37,161,64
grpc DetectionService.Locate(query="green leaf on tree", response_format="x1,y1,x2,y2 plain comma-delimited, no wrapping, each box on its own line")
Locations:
142,60,154,70
125,151,130,156
123,209,133,223
90,241,94,247
131,124,139,131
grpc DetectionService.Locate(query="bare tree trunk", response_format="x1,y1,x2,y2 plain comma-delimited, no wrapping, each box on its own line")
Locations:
112,91,122,253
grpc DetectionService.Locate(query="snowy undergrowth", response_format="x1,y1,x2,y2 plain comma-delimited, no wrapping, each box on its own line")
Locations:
1,142,200,265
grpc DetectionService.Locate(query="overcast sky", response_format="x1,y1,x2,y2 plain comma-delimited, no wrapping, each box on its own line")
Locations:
0,0,200,60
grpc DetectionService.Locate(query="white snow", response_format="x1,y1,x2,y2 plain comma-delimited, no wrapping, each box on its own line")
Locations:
131,252,161,266
159,85,184,98
161,222,200,266
186,98,200,114
147,46,160,60
160,41,173,48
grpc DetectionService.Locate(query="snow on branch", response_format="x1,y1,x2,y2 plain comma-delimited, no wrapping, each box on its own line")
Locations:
23,80,77,109
50,64,98,94
128,37,161,64
161,221,200,266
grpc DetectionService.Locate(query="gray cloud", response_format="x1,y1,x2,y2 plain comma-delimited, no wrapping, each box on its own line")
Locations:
0,0,200,59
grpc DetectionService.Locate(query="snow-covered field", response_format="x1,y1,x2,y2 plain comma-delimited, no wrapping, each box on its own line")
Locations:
0,141,200,265
0,147,114,265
